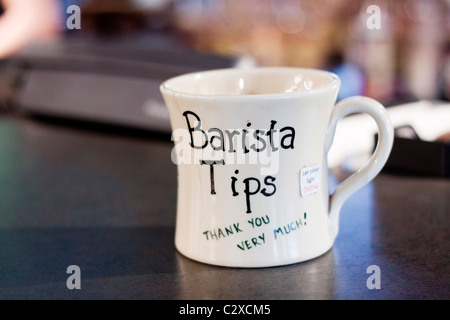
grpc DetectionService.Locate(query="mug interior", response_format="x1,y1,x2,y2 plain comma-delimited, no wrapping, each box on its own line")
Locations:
161,67,339,97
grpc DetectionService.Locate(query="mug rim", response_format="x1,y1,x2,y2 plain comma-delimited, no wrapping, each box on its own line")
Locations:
160,67,340,99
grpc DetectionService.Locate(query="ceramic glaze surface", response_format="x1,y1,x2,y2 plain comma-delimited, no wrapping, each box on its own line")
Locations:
161,67,393,267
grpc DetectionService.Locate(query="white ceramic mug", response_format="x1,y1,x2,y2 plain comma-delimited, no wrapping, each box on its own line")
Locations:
160,67,393,268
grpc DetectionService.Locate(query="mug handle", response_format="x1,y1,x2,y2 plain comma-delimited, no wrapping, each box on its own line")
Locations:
325,96,394,240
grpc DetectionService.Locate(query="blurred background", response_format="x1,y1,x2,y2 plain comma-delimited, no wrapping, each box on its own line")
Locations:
0,0,449,171
170,0,449,103
1,0,449,99
71,0,449,102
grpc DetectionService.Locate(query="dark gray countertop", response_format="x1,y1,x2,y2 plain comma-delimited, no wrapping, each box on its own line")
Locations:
0,115,448,300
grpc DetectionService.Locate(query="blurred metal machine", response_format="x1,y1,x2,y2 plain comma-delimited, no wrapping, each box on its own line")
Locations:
12,34,236,133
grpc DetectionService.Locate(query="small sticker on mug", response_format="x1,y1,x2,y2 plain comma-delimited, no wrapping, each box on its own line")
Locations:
300,165,321,197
